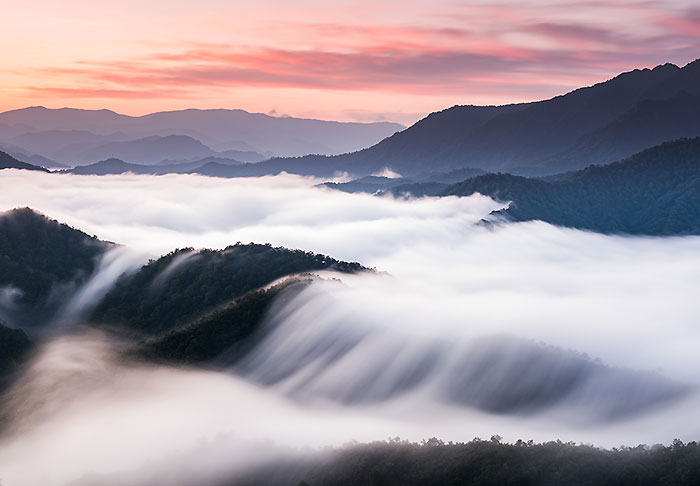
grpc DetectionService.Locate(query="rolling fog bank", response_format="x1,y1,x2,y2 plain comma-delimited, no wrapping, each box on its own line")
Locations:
1,170,699,484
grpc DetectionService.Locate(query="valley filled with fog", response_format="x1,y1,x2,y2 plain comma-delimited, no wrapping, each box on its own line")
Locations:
1,170,699,484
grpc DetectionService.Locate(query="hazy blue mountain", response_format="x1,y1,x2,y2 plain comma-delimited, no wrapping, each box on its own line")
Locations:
0,107,129,133
0,144,67,168
0,106,404,158
9,150,66,169
67,157,247,176
541,89,700,173
62,134,216,165
322,176,414,194
0,151,48,172
225,59,700,178
215,149,265,162
9,129,128,162
442,137,700,235
322,168,486,195
189,160,244,177
158,149,264,165
131,109,404,156
0,122,41,140
381,182,449,197
418,167,487,184
186,156,242,167
66,158,222,175
5,129,265,166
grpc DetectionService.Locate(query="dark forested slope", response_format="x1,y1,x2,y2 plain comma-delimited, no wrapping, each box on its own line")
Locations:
91,245,364,336
0,208,111,326
0,151,48,172
0,322,33,389
136,278,310,366
285,438,700,486
443,137,700,235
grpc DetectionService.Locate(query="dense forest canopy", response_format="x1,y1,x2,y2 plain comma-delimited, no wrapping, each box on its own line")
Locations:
136,278,310,366
91,244,365,336
443,137,700,235
283,437,700,486
0,208,110,315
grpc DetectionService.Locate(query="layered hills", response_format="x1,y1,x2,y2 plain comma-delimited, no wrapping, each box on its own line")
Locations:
0,107,404,164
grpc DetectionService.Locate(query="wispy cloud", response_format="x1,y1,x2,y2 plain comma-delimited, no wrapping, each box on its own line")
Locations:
2,1,699,121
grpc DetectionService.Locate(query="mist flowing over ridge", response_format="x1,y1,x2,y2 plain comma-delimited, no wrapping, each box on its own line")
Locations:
1,171,700,484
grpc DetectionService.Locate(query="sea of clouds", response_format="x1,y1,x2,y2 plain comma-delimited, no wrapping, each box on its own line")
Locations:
1,170,700,484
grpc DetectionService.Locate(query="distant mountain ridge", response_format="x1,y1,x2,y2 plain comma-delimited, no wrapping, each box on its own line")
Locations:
66,134,214,165
0,151,48,172
321,168,486,195
214,59,700,178
0,107,405,162
65,156,244,176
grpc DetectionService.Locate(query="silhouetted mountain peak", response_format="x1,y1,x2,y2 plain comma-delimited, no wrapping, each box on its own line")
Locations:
93,157,130,167
257,58,700,178
0,151,48,172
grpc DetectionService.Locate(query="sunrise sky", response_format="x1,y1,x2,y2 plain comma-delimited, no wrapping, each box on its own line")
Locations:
2,0,699,124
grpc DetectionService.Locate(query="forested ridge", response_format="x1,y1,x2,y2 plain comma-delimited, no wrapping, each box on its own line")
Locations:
0,208,112,321
443,137,700,235
91,244,364,336
135,278,310,366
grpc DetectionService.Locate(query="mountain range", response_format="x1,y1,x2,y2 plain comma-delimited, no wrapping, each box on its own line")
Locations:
210,58,700,178
1,59,696,178
0,107,404,165
64,157,242,176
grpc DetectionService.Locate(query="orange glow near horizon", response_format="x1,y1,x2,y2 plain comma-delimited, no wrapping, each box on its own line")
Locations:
2,0,699,124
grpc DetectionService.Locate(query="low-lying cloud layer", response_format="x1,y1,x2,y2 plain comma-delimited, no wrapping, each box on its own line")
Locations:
1,170,700,484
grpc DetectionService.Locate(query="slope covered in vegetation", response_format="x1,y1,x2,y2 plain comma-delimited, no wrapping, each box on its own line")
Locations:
92,245,364,336
443,137,700,235
0,208,111,326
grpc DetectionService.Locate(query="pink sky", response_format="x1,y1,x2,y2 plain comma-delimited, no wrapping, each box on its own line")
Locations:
2,0,699,124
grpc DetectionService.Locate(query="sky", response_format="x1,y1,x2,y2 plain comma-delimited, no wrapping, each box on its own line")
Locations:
2,1,700,126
